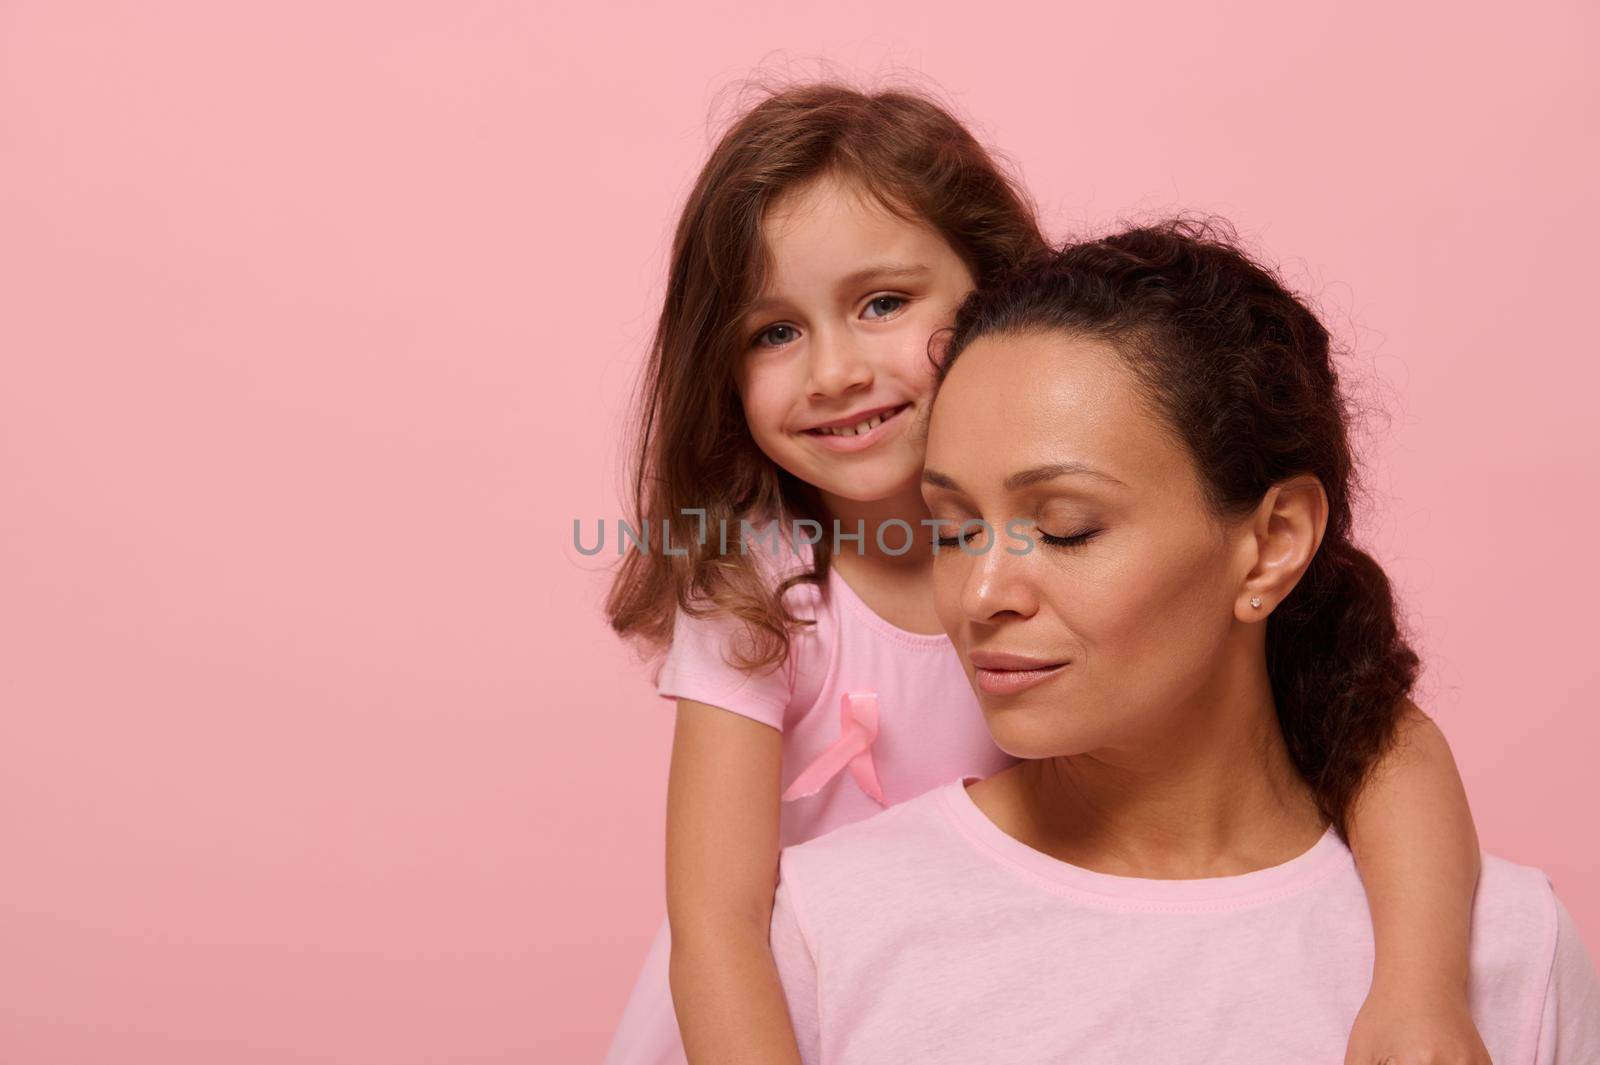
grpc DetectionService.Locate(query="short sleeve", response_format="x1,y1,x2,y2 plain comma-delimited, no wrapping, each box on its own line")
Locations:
770,864,821,1065
655,605,794,730
1535,892,1600,1064
654,518,822,730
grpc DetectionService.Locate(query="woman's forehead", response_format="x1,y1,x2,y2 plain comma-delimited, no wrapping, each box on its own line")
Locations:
933,332,1127,432
928,333,1177,490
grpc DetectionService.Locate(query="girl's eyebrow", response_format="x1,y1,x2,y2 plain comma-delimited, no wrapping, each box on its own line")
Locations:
835,262,933,292
922,462,1127,492
746,263,934,318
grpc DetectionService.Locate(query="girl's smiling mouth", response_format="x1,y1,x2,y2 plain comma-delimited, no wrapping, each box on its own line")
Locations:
801,403,913,451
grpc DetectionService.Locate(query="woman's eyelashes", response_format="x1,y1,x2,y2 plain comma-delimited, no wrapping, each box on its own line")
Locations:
748,294,911,349
931,524,1101,549
1037,528,1100,549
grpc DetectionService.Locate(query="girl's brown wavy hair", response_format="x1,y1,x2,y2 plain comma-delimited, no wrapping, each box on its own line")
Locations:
606,82,1047,673
938,219,1418,835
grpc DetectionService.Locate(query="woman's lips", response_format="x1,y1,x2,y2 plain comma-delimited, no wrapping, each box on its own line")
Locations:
801,403,911,453
969,651,1070,696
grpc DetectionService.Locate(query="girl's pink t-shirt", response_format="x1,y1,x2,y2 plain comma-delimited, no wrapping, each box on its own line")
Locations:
770,778,1600,1065
605,527,1017,1065
655,529,1015,847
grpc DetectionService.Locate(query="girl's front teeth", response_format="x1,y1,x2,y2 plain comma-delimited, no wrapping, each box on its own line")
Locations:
821,408,899,436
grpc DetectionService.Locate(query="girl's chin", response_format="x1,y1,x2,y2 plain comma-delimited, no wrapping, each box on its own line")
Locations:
822,484,917,507
811,462,924,506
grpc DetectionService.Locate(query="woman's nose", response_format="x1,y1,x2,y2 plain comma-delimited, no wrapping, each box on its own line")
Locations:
959,528,1038,623
806,330,874,399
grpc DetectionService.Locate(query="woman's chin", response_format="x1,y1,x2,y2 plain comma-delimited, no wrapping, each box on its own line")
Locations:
980,705,1085,761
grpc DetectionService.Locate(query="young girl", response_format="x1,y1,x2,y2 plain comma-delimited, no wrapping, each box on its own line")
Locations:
603,83,1488,1065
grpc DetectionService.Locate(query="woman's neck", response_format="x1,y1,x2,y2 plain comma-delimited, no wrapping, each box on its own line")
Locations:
973,641,1328,880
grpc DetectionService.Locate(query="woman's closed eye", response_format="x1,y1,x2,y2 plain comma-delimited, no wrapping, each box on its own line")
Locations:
1038,527,1100,549
932,521,1101,550
929,516,982,548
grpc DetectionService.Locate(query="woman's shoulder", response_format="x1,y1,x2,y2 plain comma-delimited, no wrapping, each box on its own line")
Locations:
1470,852,1563,958
1466,851,1600,1043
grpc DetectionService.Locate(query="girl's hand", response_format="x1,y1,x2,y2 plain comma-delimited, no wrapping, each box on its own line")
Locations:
1343,984,1492,1065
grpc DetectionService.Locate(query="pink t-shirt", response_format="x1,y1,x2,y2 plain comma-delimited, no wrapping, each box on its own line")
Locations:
606,527,1017,1065
655,528,1015,847
770,778,1600,1064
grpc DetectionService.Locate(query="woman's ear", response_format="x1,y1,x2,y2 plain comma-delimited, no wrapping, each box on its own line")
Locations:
1236,474,1328,623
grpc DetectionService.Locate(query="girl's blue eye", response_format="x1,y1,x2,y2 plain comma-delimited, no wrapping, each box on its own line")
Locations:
863,296,906,319
756,324,799,348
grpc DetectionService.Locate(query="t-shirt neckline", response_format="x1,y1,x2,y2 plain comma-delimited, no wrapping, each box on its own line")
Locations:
938,776,1348,908
825,561,954,650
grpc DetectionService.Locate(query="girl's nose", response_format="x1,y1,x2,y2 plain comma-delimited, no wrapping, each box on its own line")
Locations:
806,332,874,399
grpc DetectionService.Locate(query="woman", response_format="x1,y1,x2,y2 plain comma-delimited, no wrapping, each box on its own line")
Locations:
765,221,1599,1063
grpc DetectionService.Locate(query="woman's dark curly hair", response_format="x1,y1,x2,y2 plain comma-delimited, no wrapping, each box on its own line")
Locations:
937,218,1418,836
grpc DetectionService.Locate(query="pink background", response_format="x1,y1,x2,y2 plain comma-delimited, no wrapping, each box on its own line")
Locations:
2,2,1595,1062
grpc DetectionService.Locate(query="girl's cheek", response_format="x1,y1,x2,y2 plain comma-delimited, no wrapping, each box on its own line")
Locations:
737,365,790,435
903,348,940,390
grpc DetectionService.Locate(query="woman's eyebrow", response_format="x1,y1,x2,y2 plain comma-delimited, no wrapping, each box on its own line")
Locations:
922,462,1126,493
1004,462,1127,490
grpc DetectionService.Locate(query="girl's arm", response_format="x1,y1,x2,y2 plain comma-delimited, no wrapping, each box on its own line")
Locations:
1343,699,1489,1065
666,698,803,1065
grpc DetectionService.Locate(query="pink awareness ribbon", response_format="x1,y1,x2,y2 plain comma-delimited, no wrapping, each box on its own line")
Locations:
780,691,886,806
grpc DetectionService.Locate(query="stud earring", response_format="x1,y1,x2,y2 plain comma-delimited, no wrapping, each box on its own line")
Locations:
1249,596,1263,609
